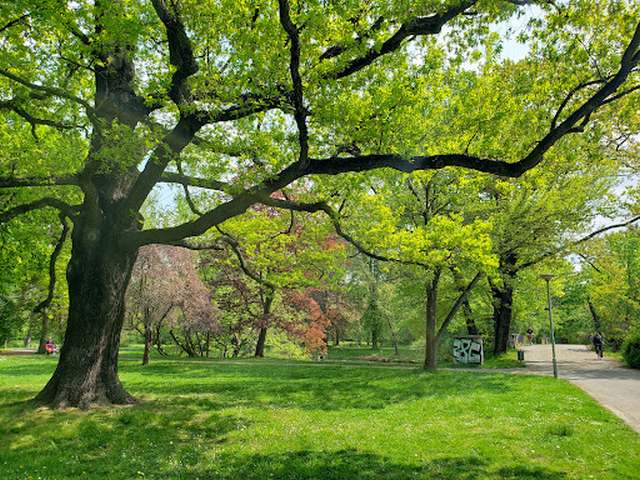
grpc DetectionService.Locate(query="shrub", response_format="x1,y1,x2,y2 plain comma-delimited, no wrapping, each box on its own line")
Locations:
622,330,640,369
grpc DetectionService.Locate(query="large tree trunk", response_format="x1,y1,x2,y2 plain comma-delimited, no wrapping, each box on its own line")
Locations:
424,270,441,370
231,333,242,357
35,227,138,409
33,3,181,408
491,282,514,355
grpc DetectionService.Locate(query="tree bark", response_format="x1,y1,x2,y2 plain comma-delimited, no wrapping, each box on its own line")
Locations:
491,282,514,355
491,253,518,355
35,226,138,408
24,319,33,348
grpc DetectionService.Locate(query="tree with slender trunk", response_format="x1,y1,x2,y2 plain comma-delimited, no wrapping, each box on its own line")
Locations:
127,245,213,364
297,172,492,369
1,1,639,407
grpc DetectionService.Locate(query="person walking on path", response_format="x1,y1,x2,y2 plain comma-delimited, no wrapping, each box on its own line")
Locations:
592,332,604,359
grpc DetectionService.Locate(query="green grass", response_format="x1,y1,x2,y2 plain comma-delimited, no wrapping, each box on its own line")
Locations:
327,344,524,368
1,351,639,479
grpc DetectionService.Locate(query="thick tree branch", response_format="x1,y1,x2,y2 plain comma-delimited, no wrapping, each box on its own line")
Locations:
0,13,30,34
122,20,640,246
307,153,519,177
125,94,287,215
164,240,224,251
0,175,80,188
278,0,309,166
550,78,608,130
328,1,477,80
158,171,231,193
315,21,640,176
217,229,277,291
0,197,78,224
123,116,201,214
33,215,69,314
151,0,198,106
123,159,306,247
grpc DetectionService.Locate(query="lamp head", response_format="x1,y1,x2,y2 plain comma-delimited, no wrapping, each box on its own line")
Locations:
540,273,554,281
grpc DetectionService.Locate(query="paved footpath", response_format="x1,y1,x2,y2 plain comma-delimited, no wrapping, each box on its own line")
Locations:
520,344,640,433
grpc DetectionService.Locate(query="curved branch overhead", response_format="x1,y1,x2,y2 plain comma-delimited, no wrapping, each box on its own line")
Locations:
0,197,78,224
2,3,640,248
327,0,478,80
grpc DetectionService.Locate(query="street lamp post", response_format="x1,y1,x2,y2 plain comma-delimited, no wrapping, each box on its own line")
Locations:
540,273,558,378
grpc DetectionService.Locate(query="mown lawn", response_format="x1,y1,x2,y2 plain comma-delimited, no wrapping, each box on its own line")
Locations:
326,344,524,368
1,352,639,480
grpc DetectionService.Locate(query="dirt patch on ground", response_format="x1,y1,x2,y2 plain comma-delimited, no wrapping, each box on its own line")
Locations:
355,355,417,364
0,349,37,356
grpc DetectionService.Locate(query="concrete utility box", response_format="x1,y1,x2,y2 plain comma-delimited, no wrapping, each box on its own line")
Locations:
452,336,484,365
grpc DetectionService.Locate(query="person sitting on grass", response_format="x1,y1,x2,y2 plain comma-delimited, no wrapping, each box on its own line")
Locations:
44,339,57,355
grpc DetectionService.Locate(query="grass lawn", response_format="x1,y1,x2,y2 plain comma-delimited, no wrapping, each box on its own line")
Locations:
1,351,639,480
327,344,524,368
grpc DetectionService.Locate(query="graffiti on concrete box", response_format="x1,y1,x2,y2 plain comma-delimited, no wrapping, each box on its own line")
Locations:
452,336,484,364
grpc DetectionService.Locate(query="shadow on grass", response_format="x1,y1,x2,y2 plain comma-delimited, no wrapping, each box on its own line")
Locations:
174,450,567,480
0,399,251,479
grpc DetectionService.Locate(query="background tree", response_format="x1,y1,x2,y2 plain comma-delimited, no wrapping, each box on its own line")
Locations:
197,202,345,357
127,244,214,364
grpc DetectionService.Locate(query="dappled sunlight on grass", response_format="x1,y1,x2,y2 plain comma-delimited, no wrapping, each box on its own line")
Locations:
0,353,638,479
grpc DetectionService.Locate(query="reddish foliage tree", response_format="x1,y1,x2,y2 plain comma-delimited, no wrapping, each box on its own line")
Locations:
128,245,216,363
